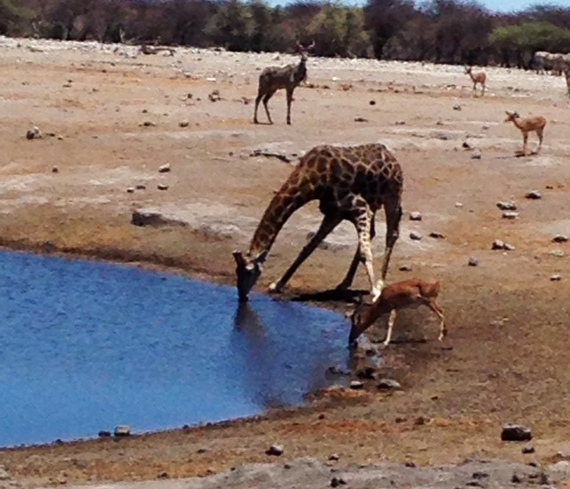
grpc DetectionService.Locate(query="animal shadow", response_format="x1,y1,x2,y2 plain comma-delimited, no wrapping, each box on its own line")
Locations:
289,287,367,304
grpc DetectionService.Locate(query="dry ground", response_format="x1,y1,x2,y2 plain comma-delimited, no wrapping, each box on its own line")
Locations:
1,38,570,486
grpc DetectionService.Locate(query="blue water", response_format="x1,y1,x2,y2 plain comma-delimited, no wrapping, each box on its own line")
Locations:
0,251,350,448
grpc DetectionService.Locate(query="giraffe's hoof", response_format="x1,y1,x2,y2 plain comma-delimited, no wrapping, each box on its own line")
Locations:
268,282,282,293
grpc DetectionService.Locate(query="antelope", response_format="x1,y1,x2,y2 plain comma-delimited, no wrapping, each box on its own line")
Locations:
565,69,570,97
348,278,445,348
464,66,486,96
504,111,547,156
253,41,315,125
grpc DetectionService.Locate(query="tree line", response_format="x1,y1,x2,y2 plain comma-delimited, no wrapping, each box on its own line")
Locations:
2,0,570,68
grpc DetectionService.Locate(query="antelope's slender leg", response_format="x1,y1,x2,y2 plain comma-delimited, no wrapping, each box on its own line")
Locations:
383,309,397,346
425,300,446,341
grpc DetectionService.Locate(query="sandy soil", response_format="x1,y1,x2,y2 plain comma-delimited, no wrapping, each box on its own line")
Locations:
2,37,570,487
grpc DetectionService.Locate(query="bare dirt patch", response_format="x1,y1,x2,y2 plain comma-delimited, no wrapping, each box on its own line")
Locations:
1,37,570,487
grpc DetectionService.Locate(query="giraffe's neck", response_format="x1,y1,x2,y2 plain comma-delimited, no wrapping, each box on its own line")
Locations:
248,173,316,260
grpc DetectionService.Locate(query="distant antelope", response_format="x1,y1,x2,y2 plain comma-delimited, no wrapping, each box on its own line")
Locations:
348,278,445,347
253,41,315,125
464,66,486,96
565,69,570,97
504,111,547,156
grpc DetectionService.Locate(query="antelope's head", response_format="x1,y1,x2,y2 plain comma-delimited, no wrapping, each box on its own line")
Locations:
504,110,520,122
232,250,267,303
464,66,472,74
296,40,316,61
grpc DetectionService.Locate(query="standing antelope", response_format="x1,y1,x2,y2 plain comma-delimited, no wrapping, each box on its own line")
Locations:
348,278,445,347
464,66,486,96
253,41,315,125
504,111,547,156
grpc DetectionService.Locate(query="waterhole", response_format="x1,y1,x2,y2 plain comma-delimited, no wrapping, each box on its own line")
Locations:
0,251,351,448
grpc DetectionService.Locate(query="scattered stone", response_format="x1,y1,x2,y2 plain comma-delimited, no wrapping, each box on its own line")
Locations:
453,104,462,111
250,148,293,164
472,471,489,480
553,234,569,243
349,380,364,390
98,430,111,438
369,100,376,105
482,124,490,130
409,211,422,221
492,239,515,251
511,473,523,483
525,190,542,200
522,446,535,454
26,126,41,140
429,231,445,239
330,476,347,487
377,378,402,390
394,120,406,125
551,250,565,257
354,117,368,122
455,202,463,207
502,211,519,219
126,187,135,193
113,425,131,437
136,184,146,190
405,461,416,468
0,468,10,481
141,121,155,127
550,274,562,281
468,257,479,267
158,163,171,173
157,472,169,479
462,141,472,150
179,121,189,128
52,166,59,173
504,243,516,251
409,231,422,241
501,424,532,442
266,444,284,456
328,454,340,461
208,90,221,102
497,201,517,211
471,149,482,159
399,264,412,272
157,184,169,191
356,367,376,380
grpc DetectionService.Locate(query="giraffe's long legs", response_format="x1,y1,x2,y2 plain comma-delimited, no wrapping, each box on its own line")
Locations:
378,198,402,287
336,212,376,292
269,214,343,293
351,205,381,300
383,309,398,347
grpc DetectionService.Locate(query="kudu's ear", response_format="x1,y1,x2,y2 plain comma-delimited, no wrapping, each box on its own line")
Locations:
307,40,316,51
232,251,246,267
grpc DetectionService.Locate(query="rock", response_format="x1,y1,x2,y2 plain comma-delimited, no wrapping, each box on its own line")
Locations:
330,476,347,487
553,234,569,243
52,166,59,173
158,163,171,173
394,120,406,125
0,468,10,481
328,453,340,461
551,250,565,257
250,148,293,164
26,126,41,140
471,150,482,159
354,117,368,122
399,264,412,272
356,367,376,379
98,430,111,438
455,202,463,207
157,184,169,191
409,211,422,221
501,424,532,442
377,378,402,390
504,243,516,251
550,274,562,281
511,473,523,484
462,141,472,150
453,104,462,111
266,444,284,456
522,446,535,454
369,100,376,105
131,210,187,228
429,232,445,239
492,239,505,250
468,257,479,266
136,184,146,190
525,190,542,200
114,425,131,437
502,211,519,219
349,380,364,390
208,90,221,102
497,201,517,211
179,121,189,128
142,121,155,127
126,187,135,193
409,231,422,241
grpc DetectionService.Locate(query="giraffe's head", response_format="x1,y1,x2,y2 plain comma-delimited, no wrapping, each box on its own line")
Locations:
233,250,267,302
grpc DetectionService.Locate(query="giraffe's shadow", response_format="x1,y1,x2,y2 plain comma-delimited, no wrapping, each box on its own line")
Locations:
289,287,367,304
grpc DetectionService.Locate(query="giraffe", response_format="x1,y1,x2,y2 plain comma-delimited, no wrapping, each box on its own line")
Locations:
233,143,403,303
